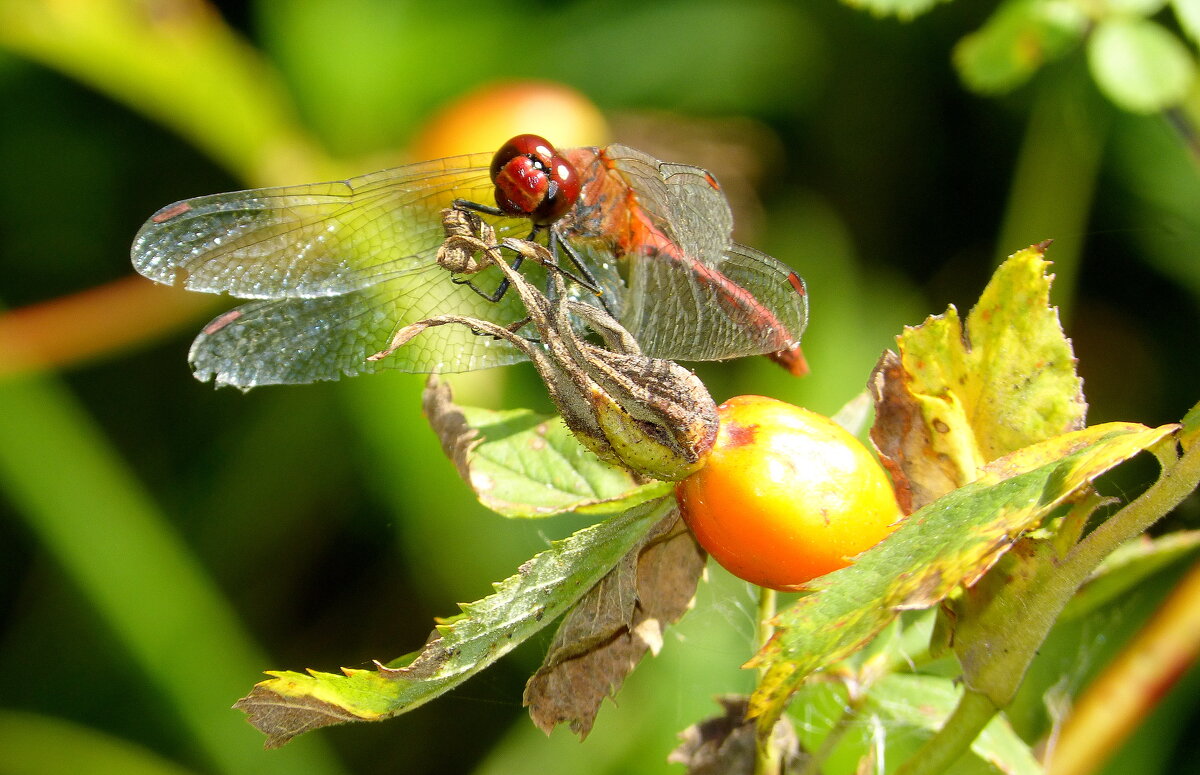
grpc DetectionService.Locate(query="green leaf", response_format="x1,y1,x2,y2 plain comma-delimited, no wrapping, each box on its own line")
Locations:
785,674,1039,775
867,675,1042,774
747,421,1176,731
1174,0,1200,45
1088,18,1196,113
1060,530,1200,620
1105,0,1169,14
0,710,201,775
871,244,1086,510
235,497,673,747
423,378,672,518
840,0,951,21
954,0,1088,94
525,513,706,737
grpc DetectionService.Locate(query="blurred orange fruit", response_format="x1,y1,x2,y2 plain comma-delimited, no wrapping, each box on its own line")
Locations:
409,80,609,159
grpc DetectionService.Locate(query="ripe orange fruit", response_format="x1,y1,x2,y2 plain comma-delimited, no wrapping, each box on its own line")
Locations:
677,395,902,590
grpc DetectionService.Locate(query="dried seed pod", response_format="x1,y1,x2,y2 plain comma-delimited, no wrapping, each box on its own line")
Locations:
372,208,717,481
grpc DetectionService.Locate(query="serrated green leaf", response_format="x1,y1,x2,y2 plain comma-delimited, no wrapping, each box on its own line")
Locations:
785,674,1039,774
1060,530,1200,620
868,675,1043,774
954,0,1087,94
423,377,671,518
459,406,672,517
235,497,673,747
747,422,1176,731
1174,0,1200,45
841,0,950,21
871,244,1086,510
526,514,705,737
1088,18,1196,113
902,245,1086,465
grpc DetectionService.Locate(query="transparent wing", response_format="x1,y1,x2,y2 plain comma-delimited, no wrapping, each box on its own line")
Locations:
622,242,808,362
601,145,735,263
565,145,806,362
187,259,558,387
131,152,529,299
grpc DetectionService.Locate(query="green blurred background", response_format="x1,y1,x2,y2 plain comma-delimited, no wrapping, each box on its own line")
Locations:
1,0,1198,773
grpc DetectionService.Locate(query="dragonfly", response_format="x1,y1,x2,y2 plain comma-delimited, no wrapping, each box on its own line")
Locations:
131,134,808,388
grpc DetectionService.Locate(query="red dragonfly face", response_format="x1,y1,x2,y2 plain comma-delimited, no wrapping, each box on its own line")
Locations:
132,135,808,388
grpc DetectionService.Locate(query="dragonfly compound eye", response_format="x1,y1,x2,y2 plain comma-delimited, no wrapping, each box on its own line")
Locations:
490,134,580,226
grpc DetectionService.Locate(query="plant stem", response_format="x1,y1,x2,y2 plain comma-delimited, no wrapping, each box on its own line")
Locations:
995,63,1109,320
897,436,1199,775
894,688,999,775
1065,440,1197,575
755,585,781,775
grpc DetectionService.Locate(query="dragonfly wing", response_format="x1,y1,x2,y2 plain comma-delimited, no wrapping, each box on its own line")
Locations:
589,146,804,361
715,243,807,353
132,152,528,299
189,260,540,387
622,242,807,362
597,144,734,260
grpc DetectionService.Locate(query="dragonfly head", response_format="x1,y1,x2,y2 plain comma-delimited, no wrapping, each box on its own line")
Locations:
490,134,581,227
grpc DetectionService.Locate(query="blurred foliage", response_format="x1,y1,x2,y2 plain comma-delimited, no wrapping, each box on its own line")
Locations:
0,0,1198,773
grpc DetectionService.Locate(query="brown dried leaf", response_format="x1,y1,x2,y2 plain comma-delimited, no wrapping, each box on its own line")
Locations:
233,683,372,749
422,376,479,485
668,695,799,775
869,350,955,514
524,510,706,737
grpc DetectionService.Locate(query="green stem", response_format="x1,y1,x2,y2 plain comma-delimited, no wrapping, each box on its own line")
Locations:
897,435,1200,775
995,63,1110,319
1064,439,1198,576
755,586,781,775
894,689,999,775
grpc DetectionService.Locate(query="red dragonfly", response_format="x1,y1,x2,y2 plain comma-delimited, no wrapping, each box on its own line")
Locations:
132,135,808,388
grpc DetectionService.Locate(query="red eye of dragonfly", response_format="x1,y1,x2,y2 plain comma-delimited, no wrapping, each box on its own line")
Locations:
490,134,581,226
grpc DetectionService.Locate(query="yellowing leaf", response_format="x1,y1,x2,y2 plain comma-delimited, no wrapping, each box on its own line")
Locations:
871,244,1086,510
746,421,1175,734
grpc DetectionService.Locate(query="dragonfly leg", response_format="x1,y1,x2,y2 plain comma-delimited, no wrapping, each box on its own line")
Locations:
464,315,536,342
451,246,526,303
446,203,603,302
451,198,506,218
442,206,541,302
551,230,616,317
